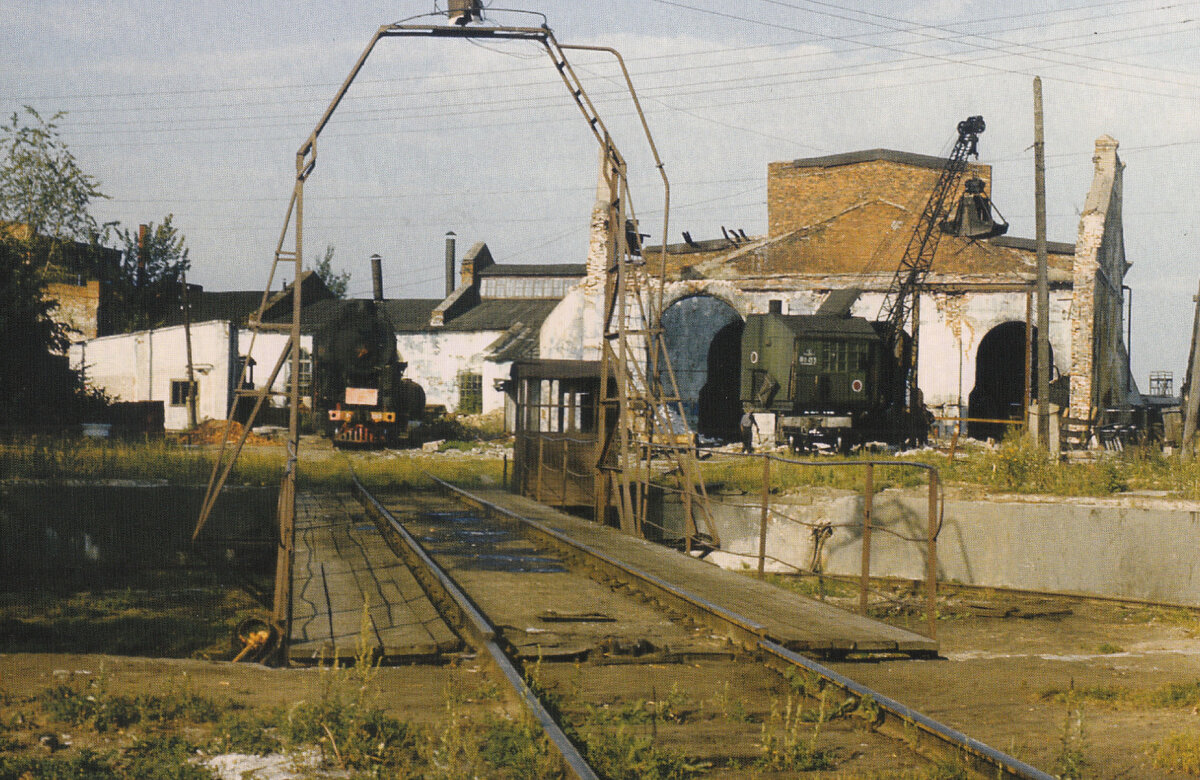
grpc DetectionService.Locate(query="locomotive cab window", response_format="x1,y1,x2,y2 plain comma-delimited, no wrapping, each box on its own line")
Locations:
170,380,197,407
821,341,869,372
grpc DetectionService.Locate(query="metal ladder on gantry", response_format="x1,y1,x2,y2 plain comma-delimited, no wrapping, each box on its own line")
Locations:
191,9,719,658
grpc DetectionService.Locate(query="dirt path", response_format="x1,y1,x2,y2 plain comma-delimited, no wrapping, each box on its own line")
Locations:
828,592,1200,777
5,591,1200,777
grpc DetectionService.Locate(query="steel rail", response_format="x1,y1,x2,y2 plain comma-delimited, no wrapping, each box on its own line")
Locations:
431,477,1054,780
758,641,1052,780
349,474,598,780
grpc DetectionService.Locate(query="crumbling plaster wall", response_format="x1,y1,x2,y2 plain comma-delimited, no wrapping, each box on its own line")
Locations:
639,276,1076,417
839,286,1071,413
397,331,506,413
1069,136,1130,421
69,321,237,430
537,141,1113,426
916,288,1073,416
540,189,615,361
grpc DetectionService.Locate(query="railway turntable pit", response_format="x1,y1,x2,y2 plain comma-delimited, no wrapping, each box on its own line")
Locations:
289,483,984,777
290,486,936,665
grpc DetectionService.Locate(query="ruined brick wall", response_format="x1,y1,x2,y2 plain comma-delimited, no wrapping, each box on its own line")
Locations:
44,280,100,342
1069,136,1128,423
767,156,991,242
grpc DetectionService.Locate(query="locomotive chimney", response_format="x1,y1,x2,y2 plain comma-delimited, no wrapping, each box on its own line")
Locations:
370,253,384,302
444,232,457,297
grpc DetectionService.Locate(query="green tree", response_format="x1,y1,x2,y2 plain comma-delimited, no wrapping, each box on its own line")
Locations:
113,215,191,330
314,244,350,298
0,233,107,424
0,108,109,426
0,106,105,245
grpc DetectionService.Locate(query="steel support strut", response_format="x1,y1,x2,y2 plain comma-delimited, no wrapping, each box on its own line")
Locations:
195,16,717,663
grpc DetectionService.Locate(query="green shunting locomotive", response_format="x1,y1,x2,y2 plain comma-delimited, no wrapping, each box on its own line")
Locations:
739,308,918,452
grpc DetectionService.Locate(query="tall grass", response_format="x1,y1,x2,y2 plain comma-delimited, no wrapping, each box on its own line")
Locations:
698,454,932,494
11,433,1200,499
697,433,1200,500
0,437,504,490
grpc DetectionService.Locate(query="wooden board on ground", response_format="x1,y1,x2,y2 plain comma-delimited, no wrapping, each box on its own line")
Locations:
290,492,460,662
454,488,938,656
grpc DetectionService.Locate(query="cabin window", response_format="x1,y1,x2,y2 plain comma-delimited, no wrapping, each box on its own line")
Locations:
821,341,869,373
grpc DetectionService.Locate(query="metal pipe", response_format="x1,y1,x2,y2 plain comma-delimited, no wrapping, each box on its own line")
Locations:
926,470,939,639
757,453,770,579
445,232,457,297
1123,284,1132,394
860,463,873,615
370,253,384,302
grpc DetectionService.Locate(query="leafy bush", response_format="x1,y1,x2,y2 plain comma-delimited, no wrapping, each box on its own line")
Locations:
38,673,226,734
583,724,707,779
478,715,564,779
210,710,280,756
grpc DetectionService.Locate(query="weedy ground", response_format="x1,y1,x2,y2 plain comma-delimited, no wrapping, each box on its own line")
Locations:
5,428,1200,500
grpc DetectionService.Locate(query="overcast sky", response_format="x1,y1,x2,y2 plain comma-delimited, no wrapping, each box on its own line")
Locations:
3,1,1197,388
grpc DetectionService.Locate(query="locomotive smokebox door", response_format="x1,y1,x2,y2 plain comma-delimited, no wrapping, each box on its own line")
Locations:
344,388,378,406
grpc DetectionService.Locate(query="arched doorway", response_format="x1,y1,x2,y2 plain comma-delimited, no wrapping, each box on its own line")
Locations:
968,321,1050,440
660,295,743,439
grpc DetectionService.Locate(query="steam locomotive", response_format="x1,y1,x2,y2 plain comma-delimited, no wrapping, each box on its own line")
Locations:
740,311,922,452
312,300,425,447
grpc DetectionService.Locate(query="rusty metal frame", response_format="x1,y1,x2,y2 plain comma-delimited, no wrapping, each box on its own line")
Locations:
195,14,714,661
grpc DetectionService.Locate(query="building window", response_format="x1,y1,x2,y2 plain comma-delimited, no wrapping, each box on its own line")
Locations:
170,380,198,407
458,372,483,414
297,348,313,399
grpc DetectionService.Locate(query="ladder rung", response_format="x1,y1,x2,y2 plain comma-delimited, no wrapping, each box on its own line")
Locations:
248,321,294,332
234,388,288,398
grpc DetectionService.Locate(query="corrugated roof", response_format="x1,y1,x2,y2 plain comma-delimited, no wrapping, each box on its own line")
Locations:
480,263,586,277
282,296,558,336
440,298,559,332
484,322,540,362
288,298,441,335
379,299,442,331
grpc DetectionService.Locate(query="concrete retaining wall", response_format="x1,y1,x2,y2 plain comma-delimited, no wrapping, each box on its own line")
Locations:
0,484,276,580
681,491,1200,606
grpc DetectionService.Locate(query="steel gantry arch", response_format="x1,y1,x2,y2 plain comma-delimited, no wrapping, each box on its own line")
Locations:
194,8,716,660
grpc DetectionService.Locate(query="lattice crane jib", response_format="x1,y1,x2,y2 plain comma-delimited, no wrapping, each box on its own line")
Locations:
191,12,719,659
876,116,986,433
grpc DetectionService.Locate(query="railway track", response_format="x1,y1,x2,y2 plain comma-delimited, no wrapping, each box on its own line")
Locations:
348,473,1054,779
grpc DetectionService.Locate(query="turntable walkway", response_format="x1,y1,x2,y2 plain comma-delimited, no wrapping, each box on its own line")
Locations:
440,486,938,656
289,492,459,662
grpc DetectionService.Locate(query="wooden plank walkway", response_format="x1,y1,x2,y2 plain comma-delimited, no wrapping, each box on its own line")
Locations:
455,488,938,656
290,492,460,663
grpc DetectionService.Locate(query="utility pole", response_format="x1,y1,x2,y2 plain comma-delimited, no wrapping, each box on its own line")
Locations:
182,272,197,429
1034,77,1051,447
1181,280,1200,456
